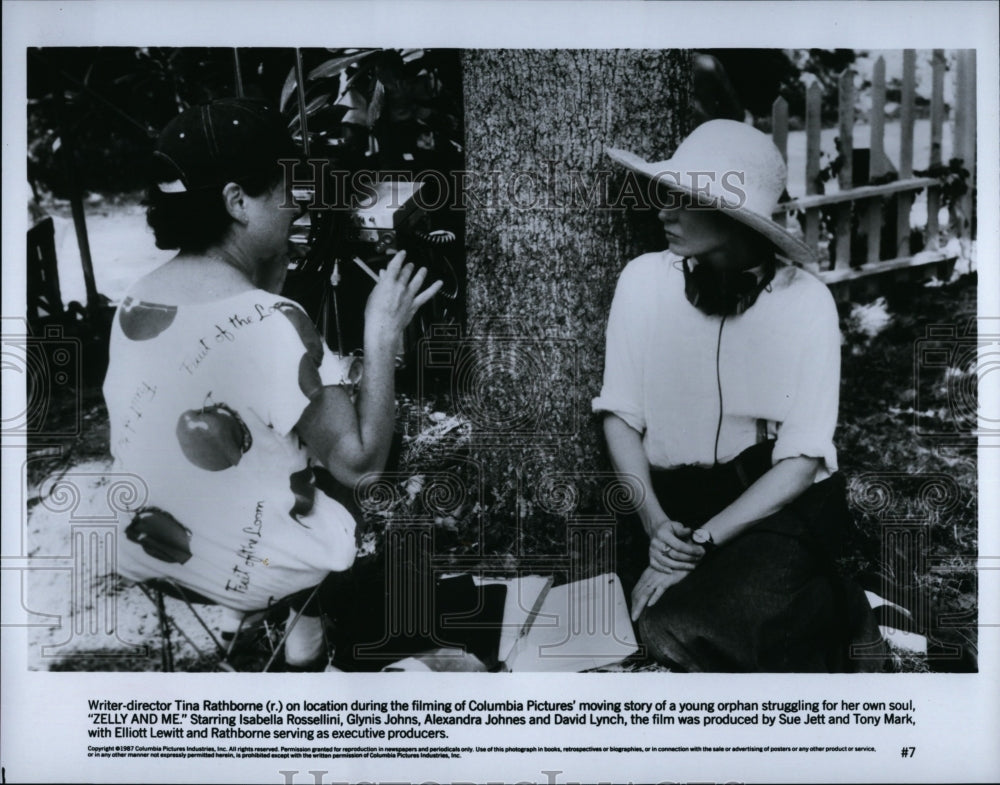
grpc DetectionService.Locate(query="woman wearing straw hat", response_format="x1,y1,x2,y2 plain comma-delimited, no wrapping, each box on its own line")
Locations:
595,120,883,672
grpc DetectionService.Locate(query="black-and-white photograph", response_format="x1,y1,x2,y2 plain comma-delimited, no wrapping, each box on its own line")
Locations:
3,2,998,784
16,43,981,673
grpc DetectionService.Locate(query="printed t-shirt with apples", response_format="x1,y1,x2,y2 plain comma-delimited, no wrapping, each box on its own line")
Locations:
103,290,359,611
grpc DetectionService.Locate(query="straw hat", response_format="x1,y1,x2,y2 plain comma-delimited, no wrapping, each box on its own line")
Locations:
606,119,814,265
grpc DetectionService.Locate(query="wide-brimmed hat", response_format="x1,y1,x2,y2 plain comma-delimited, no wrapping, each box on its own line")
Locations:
606,119,814,265
153,98,300,194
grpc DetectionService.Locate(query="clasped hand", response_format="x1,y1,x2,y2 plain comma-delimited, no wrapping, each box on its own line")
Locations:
648,519,704,572
630,519,705,622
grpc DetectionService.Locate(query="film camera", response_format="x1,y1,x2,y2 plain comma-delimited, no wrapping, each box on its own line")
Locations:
283,175,460,361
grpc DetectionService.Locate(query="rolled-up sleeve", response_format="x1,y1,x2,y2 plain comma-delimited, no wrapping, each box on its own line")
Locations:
771,286,841,474
592,260,649,434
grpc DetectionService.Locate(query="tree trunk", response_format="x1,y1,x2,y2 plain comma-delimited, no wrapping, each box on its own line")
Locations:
459,50,691,552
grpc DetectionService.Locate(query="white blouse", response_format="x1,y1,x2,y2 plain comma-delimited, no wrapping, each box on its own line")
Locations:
593,251,840,479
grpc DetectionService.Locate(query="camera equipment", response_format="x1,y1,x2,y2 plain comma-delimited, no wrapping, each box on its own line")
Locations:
283,176,459,362
278,48,460,365
350,180,427,254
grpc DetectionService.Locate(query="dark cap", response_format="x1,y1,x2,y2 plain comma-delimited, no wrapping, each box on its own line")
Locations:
153,98,299,194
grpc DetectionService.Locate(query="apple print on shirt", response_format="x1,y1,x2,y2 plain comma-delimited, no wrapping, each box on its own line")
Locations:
175,397,253,471
105,291,359,610
273,301,325,401
118,297,178,340
125,507,193,564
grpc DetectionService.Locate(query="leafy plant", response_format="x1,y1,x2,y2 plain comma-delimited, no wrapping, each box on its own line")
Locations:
279,48,463,170
27,47,292,195
914,158,972,209
276,48,466,373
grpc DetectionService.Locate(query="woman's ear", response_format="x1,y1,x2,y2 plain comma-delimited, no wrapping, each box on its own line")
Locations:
221,182,249,224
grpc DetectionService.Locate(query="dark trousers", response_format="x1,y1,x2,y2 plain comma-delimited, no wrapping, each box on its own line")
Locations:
619,447,886,672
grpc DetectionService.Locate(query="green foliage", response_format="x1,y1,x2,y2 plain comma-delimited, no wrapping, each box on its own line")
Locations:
783,49,859,124
279,48,463,170
29,47,298,195
914,158,973,209
704,49,856,129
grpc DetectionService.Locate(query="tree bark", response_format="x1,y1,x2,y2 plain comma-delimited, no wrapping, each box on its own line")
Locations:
459,49,691,544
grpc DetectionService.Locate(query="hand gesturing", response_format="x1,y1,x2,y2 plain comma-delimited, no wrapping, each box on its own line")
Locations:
364,251,443,345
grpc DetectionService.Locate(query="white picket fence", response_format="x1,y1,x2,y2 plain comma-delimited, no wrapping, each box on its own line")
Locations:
770,49,976,285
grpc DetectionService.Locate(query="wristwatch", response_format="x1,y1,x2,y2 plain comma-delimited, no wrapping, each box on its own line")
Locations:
692,528,717,552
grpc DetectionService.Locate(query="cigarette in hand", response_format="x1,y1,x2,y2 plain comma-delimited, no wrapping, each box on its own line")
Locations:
352,256,380,283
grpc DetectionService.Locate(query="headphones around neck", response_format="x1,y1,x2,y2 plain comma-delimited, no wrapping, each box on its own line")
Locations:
681,257,776,317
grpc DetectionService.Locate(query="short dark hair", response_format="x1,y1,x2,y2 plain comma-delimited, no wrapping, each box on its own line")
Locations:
144,162,279,254
146,98,296,254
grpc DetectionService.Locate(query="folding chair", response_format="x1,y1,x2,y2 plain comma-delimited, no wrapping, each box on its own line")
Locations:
135,578,326,672
27,215,65,325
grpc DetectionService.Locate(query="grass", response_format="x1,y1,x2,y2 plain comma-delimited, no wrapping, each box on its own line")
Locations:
836,271,978,670
29,273,979,672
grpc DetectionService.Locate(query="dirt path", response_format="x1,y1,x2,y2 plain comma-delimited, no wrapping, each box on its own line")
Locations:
23,458,223,671
43,196,173,307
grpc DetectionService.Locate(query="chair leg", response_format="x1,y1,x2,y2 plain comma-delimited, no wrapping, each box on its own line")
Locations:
262,583,326,672
138,581,231,671
154,588,174,672
137,580,328,672
164,582,229,661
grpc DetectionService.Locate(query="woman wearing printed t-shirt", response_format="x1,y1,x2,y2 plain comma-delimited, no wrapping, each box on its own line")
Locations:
595,120,884,672
103,99,441,667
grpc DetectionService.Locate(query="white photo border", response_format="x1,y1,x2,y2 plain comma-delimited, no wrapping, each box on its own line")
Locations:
3,2,998,783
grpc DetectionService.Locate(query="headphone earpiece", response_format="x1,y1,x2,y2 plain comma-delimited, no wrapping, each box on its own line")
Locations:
682,258,774,317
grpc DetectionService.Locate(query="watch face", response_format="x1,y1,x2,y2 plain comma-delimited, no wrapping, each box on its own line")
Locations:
693,529,712,546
